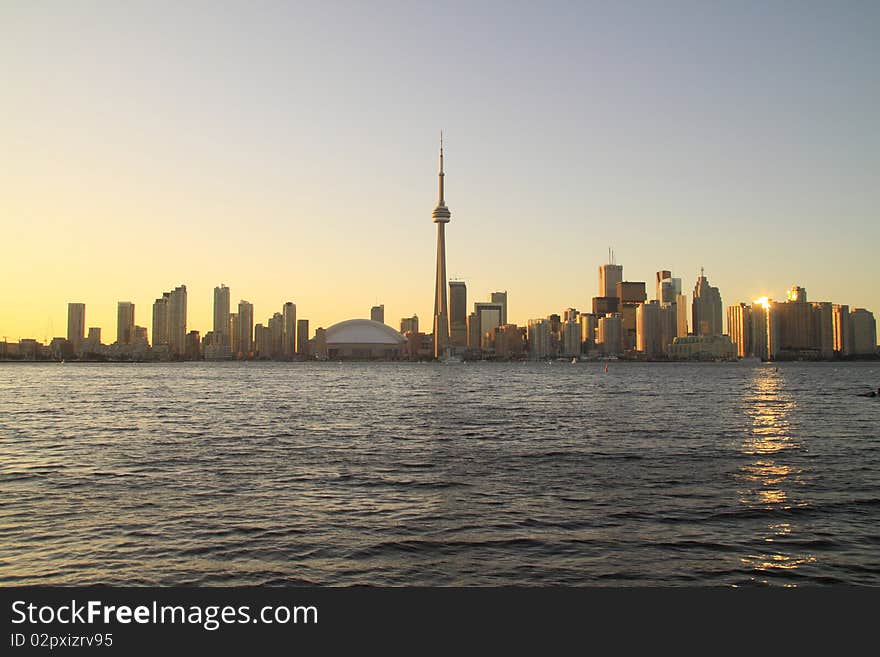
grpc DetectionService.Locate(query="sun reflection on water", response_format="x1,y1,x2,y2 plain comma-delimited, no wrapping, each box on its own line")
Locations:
738,367,814,584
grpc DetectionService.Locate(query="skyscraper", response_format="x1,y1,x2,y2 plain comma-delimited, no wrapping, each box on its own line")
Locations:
400,315,419,335
449,281,467,347
67,303,85,353
117,301,135,345
598,252,623,298
238,300,254,356
296,319,309,355
152,293,170,348
168,285,187,356
491,291,508,325
850,308,877,355
282,302,296,357
370,305,385,324
692,269,723,337
214,284,231,346
432,135,451,359
727,303,752,358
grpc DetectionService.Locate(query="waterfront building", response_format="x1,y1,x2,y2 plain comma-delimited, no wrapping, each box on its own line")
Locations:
185,331,200,360
597,314,622,356
296,319,310,355
617,281,646,351
491,291,508,325
692,269,723,337
168,285,187,357
658,302,678,351
67,303,85,353
268,312,283,357
117,301,135,345
449,281,467,347
778,284,814,356
832,304,851,356
563,307,579,322
282,302,296,357
750,299,779,361
213,284,230,346
668,335,736,360
323,319,406,359
811,302,834,359
229,313,240,356
579,313,598,352
562,319,582,357
474,302,503,346
493,324,525,358
82,327,101,355
254,323,272,358
850,308,877,356
727,303,752,358
370,305,385,324
431,136,451,359
636,301,663,357
527,319,551,360
152,294,169,348
400,315,419,336
467,311,480,350
238,301,254,357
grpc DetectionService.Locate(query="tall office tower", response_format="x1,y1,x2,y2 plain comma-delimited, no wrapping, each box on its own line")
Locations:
117,301,135,345
599,250,623,298
850,308,877,355
597,314,622,356
491,291,508,325
617,281,647,351
152,293,170,347
67,303,85,353
655,271,672,301
229,313,240,355
675,294,688,337
779,284,813,354
296,319,310,355
466,311,480,349
636,301,662,357
370,305,385,324
282,302,296,357
527,319,551,360
400,315,419,335
578,313,598,352
656,271,682,303
431,135,451,359
658,303,678,351
268,312,284,357
449,281,467,346
474,302,503,347
563,307,579,322
811,302,834,359
562,319,582,357
727,303,752,358
692,269,723,337
132,326,149,351
168,285,187,357
213,284,231,346
238,301,254,356
750,299,779,361
832,304,850,356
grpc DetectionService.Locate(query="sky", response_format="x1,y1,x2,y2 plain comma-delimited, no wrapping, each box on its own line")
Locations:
2,1,878,342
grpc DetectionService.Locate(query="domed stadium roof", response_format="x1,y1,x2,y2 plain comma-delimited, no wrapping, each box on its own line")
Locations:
325,319,406,345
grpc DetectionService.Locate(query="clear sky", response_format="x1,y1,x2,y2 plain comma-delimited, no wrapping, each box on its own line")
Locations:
2,1,878,342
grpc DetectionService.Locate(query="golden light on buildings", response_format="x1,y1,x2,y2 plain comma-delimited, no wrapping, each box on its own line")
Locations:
753,296,771,310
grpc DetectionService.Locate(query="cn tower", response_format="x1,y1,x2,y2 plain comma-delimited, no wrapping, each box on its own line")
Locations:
432,134,451,359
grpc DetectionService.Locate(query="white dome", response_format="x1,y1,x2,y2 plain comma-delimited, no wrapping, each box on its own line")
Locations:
325,319,406,345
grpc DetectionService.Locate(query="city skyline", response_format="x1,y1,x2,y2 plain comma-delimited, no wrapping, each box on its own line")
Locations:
2,2,879,340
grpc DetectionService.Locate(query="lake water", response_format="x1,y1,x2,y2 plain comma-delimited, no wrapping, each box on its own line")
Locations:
2,361,879,586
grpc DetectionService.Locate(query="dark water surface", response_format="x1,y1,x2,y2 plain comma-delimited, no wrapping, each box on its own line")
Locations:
2,361,879,586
